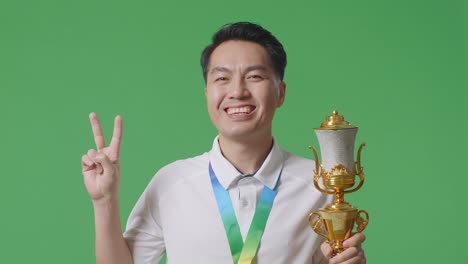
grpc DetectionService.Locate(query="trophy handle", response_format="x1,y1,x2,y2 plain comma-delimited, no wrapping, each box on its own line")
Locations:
344,143,366,194
308,212,329,242
309,146,334,195
355,210,369,233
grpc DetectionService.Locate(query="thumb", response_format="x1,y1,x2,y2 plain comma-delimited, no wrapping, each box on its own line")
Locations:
94,152,115,175
321,241,332,258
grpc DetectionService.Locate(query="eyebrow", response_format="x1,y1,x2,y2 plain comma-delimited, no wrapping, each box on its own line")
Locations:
245,65,269,73
209,65,270,74
209,66,231,74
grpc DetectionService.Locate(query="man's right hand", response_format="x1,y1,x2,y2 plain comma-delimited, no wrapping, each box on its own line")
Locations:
81,112,123,202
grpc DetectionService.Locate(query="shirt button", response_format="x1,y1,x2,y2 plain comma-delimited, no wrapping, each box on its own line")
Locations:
240,199,249,208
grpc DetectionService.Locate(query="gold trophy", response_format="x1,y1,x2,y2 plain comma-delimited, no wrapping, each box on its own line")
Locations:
308,110,369,257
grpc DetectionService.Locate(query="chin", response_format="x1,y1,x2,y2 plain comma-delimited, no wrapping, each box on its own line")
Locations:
219,126,266,141
221,130,254,140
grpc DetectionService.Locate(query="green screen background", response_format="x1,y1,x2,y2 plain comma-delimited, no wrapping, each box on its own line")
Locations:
1,0,465,263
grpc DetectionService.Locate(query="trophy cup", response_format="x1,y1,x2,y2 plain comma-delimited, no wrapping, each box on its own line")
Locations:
308,110,369,257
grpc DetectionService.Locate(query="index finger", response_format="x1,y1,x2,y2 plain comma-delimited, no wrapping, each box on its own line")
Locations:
89,112,106,150
343,233,366,247
109,115,123,159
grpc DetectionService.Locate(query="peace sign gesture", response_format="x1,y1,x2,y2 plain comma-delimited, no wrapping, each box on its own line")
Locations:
81,113,123,202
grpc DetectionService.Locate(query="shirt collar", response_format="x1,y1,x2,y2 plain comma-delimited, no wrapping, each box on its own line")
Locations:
208,136,284,190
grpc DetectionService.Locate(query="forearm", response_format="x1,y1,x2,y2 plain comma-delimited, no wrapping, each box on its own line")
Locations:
93,198,133,264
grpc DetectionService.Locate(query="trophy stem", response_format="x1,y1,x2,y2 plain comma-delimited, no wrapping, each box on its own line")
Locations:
331,240,345,256
335,190,344,204
330,190,351,208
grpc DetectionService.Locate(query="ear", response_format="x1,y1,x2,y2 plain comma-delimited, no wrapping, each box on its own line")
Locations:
276,81,286,107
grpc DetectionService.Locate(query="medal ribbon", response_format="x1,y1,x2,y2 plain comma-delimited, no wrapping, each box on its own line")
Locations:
209,163,279,264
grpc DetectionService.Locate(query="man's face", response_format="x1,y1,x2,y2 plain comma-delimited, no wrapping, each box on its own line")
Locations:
205,40,286,141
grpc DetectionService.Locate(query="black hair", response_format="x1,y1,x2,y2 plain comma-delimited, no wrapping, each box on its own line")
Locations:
200,22,287,83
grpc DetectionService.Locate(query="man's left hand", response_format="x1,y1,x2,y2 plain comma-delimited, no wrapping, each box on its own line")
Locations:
320,233,366,264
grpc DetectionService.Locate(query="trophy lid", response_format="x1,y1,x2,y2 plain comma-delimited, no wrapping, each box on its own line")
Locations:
316,110,357,130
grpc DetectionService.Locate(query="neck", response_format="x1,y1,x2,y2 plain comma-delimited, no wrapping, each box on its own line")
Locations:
218,134,274,175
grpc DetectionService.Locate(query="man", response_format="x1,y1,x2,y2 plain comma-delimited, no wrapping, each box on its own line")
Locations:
81,22,366,264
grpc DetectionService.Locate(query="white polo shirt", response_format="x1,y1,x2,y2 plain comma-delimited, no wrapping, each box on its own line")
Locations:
124,137,331,264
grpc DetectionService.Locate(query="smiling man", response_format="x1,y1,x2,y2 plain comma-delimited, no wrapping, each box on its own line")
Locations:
82,22,366,264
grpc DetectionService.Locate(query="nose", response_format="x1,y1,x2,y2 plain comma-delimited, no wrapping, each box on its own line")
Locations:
228,77,250,99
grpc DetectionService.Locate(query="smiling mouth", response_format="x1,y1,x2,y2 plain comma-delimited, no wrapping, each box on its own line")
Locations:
226,106,255,115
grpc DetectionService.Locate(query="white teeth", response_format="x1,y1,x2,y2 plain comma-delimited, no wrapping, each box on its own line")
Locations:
227,106,253,115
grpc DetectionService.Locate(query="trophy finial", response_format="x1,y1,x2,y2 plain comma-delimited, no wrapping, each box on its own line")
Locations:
319,110,356,130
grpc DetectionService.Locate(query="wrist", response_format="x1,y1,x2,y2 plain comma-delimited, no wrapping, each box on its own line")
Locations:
92,195,119,210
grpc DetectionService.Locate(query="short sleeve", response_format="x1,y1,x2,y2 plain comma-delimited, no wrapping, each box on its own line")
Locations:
123,177,165,264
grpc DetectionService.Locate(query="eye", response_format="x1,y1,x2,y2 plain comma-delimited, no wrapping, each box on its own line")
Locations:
247,74,264,81
215,76,229,82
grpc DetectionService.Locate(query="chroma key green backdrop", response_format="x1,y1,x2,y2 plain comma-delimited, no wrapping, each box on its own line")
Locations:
1,0,465,263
